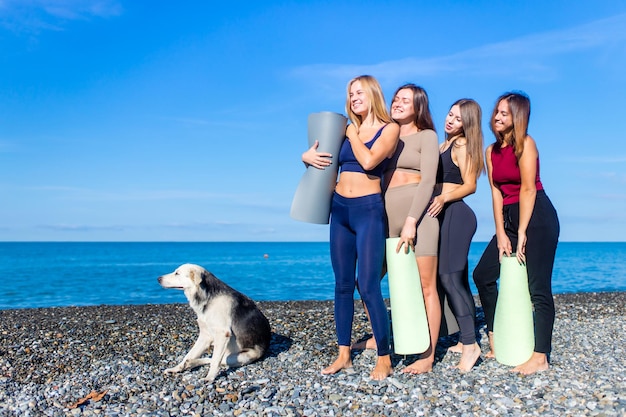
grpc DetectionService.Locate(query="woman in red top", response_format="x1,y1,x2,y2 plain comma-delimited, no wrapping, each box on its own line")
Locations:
473,92,559,374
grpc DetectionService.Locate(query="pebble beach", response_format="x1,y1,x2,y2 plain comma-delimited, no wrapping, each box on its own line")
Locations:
1,292,624,417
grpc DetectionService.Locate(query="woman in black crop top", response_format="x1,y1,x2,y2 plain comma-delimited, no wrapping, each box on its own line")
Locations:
302,75,399,380
427,99,485,372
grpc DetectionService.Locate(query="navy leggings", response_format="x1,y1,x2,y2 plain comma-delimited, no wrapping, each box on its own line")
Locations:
473,190,559,354
330,192,391,356
438,200,477,345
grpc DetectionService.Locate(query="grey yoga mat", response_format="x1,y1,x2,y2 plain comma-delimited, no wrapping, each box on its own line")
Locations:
290,112,348,224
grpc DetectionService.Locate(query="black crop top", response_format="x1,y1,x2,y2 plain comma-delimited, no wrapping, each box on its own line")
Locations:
437,145,463,185
338,125,389,178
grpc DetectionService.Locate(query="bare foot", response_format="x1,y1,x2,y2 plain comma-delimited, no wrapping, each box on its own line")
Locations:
370,355,393,380
485,331,495,358
351,336,377,350
321,347,352,375
402,358,433,374
447,342,462,354
511,352,549,375
456,342,481,373
321,358,352,375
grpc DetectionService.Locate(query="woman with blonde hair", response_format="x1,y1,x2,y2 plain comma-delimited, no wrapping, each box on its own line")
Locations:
302,75,399,380
473,92,559,374
427,98,484,372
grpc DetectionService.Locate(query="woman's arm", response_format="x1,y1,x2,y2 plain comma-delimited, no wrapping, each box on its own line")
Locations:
301,140,333,169
486,144,512,259
426,141,477,217
516,135,539,263
347,123,399,170
397,130,438,253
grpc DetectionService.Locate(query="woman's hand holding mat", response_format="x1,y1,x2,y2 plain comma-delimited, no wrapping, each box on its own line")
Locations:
290,112,347,224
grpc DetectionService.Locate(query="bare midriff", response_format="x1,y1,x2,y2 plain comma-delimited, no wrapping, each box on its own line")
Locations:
439,182,462,195
335,172,383,197
384,170,422,190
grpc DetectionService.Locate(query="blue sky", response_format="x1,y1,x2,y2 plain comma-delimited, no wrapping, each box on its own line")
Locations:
1,0,625,242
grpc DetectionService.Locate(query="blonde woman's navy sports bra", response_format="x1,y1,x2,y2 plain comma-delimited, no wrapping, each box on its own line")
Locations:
339,125,389,178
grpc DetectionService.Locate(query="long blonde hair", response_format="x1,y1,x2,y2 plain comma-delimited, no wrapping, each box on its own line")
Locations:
490,92,530,158
450,99,485,178
345,75,393,129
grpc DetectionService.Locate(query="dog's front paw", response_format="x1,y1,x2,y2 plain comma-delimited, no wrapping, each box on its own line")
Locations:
202,368,220,384
164,364,184,375
202,372,218,383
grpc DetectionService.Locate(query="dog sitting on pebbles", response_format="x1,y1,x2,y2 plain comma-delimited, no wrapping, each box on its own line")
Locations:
158,263,271,382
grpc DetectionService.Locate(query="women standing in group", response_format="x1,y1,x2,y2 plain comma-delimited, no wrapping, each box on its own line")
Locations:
473,92,559,375
426,99,484,372
302,75,399,380
383,84,441,374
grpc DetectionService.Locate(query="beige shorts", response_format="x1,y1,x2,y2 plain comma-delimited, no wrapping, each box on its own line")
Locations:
385,183,439,257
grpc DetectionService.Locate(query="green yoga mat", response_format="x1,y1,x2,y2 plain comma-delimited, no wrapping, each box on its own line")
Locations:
290,111,347,224
493,254,535,366
385,238,430,355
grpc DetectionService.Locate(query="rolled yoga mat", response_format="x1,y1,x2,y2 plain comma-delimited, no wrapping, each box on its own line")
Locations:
290,111,347,224
493,254,535,366
385,237,430,355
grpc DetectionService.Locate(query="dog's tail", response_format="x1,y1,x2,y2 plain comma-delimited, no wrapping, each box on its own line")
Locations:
226,346,266,367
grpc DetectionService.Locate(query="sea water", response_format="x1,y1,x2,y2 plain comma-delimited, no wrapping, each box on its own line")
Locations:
0,242,624,309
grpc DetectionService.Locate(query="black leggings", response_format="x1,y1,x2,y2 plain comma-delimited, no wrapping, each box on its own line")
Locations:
438,200,477,345
473,190,559,354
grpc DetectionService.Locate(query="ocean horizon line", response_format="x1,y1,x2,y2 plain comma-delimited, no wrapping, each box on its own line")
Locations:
1,241,625,309
3,290,625,312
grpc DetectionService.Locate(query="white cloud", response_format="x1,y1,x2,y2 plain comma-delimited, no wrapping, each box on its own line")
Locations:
0,0,122,32
22,185,232,201
565,156,626,164
598,193,626,200
291,13,626,84
36,0,121,19
38,223,126,232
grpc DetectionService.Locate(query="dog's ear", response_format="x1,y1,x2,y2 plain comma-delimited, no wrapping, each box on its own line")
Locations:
186,268,199,285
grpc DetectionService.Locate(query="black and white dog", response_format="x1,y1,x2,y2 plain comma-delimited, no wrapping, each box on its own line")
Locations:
158,264,271,382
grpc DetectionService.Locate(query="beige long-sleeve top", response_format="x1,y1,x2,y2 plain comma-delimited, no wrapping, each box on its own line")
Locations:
384,129,439,219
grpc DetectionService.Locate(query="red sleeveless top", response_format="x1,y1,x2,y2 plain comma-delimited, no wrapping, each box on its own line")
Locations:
491,144,543,205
